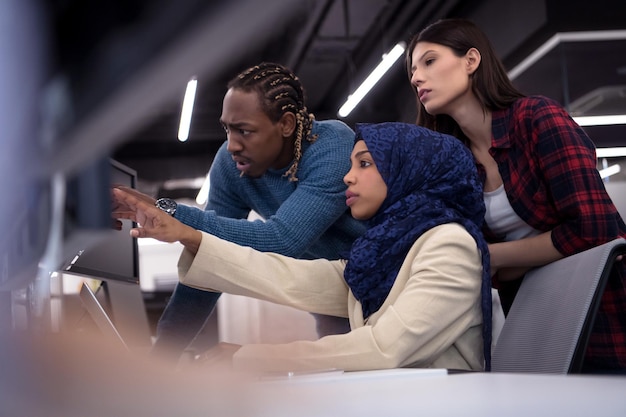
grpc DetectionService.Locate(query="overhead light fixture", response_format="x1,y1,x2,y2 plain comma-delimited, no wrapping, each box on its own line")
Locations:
506,30,626,129
596,147,626,158
573,114,626,126
338,42,406,118
508,30,626,81
178,77,198,142
598,164,621,179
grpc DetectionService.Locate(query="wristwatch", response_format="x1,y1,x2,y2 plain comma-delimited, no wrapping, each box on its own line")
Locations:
155,198,178,217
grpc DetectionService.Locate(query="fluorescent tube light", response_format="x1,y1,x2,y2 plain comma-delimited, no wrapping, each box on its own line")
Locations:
178,78,198,142
599,164,621,179
508,30,626,81
338,42,406,118
596,147,626,158
573,114,626,126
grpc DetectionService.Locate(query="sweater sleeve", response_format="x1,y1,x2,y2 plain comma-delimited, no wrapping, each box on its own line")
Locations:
173,121,358,257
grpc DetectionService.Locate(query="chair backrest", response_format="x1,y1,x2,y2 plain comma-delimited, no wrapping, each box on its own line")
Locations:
491,238,626,374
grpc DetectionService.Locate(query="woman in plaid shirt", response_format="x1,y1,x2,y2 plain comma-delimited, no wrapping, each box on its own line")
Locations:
405,17,626,373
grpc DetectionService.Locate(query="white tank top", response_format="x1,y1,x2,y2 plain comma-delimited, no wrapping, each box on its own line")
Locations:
483,184,540,241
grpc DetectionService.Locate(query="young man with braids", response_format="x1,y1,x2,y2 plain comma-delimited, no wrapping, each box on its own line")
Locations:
113,62,366,362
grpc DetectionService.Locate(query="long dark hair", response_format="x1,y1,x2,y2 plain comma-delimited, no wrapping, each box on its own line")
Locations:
406,18,524,143
228,62,316,181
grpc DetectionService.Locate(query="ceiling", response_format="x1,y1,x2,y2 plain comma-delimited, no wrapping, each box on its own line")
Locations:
52,0,626,203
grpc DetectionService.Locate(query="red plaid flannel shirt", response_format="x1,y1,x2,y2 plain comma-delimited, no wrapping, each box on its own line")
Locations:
481,96,626,371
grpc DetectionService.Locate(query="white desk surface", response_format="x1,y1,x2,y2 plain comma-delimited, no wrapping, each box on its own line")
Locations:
4,343,625,417
242,369,626,417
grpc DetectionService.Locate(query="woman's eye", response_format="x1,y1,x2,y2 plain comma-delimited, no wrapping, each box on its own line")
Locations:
360,160,372,168
425,58,434,66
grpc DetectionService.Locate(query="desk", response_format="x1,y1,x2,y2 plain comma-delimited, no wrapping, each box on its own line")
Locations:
244,369,626,416
2,335,625,417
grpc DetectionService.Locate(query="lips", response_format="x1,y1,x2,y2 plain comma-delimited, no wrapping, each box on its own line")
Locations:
345,191,358,207
418,89,430,102
232,155,252,172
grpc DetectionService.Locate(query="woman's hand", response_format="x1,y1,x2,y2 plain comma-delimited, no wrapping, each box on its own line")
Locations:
194,343,242,370
112,188,202,254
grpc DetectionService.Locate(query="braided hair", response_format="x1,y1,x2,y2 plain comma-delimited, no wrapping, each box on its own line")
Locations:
227,62,317,181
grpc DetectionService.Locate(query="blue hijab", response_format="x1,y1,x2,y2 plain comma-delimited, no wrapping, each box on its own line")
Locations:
343,122,492,370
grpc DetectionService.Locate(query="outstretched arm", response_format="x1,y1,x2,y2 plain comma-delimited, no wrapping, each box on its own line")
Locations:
112,188,202,255
154,124,361,257
181,224,483,372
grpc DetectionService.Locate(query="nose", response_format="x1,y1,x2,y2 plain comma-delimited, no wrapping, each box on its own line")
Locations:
410,69,422,89
226,133,242,153
343,166,355,186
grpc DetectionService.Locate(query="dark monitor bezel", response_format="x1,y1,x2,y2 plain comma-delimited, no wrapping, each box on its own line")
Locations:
64,159,140,284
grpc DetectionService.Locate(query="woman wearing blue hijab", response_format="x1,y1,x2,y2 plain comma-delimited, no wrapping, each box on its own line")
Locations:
113,122,491,372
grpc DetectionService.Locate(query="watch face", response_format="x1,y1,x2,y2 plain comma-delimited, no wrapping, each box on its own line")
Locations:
156,198,177,215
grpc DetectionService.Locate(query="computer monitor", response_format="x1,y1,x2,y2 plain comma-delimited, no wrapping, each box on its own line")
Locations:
64,159,140,284
0,0,299,293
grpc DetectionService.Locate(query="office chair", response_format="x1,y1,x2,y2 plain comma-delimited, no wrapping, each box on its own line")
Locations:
491,238,626,374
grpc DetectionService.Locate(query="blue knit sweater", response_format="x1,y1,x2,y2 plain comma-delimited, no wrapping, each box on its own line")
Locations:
174,119,366,260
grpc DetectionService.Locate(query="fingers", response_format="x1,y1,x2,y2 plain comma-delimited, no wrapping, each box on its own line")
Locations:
113,185,133,193
112,189,142,215
113,188,157,214
111,219,123,231
113,189,155,239
113,188,180,243
113,186,157,205
112,211,138,221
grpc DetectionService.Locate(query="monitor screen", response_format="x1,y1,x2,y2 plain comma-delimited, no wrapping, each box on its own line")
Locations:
64,159,139,284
